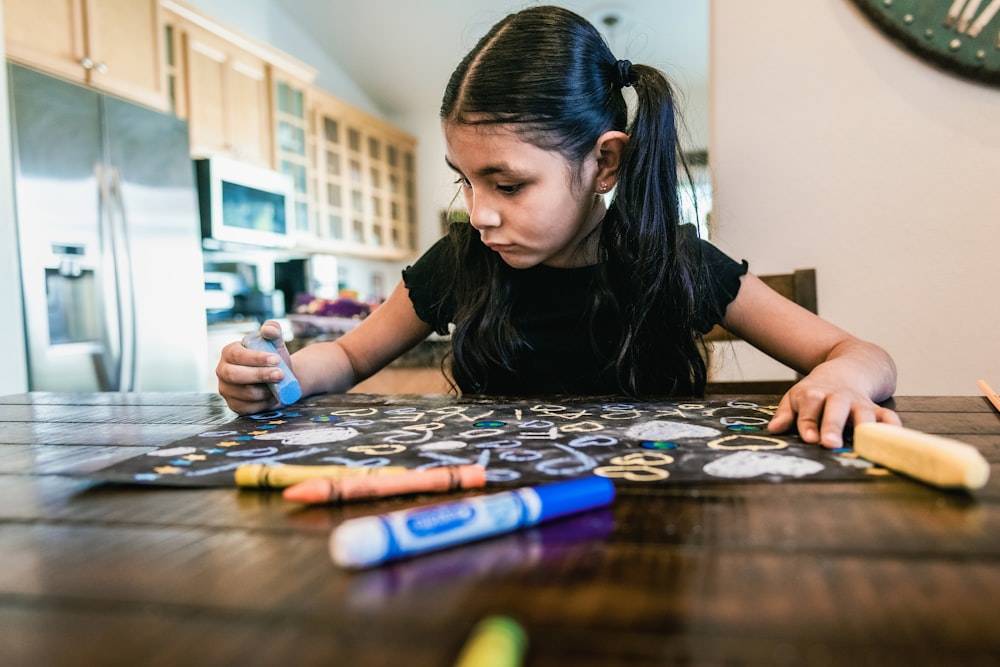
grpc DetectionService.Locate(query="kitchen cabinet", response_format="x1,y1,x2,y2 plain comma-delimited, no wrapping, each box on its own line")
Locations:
273,72,315,238
175,21,272,165
311,90,418,259
3,0,167,111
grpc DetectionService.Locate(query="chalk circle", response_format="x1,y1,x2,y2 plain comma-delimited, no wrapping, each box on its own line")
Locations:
197,430,238,438
485,468,521,483
499,449,543,462
347,443,407,456
418,440,468,451
703,451,824,479
707,434,786,451
610,452,675,466
594,465,670,482
146,446,197,457
247,410,284,420
253,426,360,445
625,420,722,441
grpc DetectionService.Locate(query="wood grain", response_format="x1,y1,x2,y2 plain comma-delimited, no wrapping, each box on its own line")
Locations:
1,393,998,666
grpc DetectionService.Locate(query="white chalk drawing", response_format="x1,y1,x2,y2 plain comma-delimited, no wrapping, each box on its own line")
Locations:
835,455,874,470
418,440,469,451
624,420,721,440
254,426,359,445
703,451,825,479
146,447,197,457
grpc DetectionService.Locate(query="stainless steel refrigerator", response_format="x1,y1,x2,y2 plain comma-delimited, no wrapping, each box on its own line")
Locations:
8,64,208,392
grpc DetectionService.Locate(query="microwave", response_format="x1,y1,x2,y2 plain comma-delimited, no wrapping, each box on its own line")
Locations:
195,156,295,248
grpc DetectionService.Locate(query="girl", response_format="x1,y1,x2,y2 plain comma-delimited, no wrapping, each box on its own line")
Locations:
217,5,899,448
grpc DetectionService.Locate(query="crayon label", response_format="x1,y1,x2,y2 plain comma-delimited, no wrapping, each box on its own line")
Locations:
385,490,541,558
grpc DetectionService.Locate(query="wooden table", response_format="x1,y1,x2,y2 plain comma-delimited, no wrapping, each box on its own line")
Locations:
1,393,998,666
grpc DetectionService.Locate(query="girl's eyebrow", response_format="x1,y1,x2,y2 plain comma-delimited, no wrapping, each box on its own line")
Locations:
445,157,524,178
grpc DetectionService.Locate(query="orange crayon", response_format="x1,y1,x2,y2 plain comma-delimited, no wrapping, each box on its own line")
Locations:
283,464,487,504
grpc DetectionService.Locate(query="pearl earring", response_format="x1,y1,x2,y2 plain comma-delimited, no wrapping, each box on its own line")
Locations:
598,182,608,192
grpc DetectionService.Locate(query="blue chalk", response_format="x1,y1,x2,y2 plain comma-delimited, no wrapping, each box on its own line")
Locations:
241,332,302,406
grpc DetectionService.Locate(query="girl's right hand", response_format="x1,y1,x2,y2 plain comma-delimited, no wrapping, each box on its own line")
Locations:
216,321,293,415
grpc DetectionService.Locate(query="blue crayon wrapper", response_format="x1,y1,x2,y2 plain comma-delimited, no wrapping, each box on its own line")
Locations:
330,476,615,568
241,332,302,406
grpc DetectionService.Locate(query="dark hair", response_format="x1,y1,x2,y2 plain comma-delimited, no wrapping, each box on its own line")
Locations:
439,5,708,396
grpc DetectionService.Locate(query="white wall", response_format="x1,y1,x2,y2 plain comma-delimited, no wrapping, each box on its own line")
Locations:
0,2,30,395
709,0,1000,396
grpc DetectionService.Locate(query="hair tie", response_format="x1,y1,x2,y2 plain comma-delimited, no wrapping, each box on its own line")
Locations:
615,59,635,88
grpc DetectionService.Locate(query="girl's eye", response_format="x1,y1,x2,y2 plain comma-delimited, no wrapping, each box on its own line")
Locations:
453,177,471,188
497,184,523,195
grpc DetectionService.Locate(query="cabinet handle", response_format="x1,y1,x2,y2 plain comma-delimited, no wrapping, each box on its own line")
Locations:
79,58,108,74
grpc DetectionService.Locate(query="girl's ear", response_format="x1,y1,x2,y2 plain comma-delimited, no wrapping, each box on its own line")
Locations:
593,131,629,193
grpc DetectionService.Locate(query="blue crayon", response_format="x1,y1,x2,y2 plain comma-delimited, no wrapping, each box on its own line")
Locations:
241,332,302,406
330,476,615,568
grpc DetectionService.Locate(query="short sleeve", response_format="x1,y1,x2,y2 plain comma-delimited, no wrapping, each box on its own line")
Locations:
401,235,455,335
692,233,749,334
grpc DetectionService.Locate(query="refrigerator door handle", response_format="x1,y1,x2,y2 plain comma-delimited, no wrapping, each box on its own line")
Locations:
108,165,137,392
94,161,121,391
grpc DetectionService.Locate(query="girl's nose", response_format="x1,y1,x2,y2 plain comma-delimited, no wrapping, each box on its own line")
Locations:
468,196,500,230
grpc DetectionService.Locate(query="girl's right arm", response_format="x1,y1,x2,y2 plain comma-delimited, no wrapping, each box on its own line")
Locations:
217,280,433,414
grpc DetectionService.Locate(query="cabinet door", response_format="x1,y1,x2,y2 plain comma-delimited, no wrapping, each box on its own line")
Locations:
183,25,271,165
274,75,314,238
3,0,166,110
227,55,271,165
85,0,166,110
3,0,88,84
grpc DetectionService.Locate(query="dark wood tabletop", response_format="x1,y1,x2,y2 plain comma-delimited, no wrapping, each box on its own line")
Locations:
1,392,998,666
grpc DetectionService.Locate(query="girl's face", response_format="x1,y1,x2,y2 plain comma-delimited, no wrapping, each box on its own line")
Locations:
443,123,605,269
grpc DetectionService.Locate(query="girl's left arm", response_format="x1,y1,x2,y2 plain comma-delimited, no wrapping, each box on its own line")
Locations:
719,273,900,448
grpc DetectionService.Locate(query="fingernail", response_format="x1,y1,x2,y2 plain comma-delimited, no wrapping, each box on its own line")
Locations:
267,355,280,366
270,370,282,382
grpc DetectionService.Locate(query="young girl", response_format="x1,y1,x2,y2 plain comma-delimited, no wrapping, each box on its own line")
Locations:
217,5,899,448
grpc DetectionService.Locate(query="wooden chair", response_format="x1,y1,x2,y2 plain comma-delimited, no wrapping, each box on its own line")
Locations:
704,268,817,395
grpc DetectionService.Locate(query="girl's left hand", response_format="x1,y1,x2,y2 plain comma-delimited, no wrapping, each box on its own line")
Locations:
767,380,901,448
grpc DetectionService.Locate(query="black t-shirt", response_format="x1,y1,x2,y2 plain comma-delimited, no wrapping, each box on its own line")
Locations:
402,224,748,395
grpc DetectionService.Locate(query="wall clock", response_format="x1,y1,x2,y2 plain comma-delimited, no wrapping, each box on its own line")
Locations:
850,0,1000,85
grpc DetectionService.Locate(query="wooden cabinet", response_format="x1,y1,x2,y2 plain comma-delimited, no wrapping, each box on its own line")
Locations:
3,0,167,110
273,72,314,237
173,20,272,164
311,91,418,259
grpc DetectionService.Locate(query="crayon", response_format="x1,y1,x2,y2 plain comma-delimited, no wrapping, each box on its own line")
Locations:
241,332,302,405
453,615,527,667
853,422,990,490
283,464,487,504
329,475,615,569
235,463,407,489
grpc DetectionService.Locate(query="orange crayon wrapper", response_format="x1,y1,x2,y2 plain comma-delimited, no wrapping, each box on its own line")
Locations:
283,464,487,504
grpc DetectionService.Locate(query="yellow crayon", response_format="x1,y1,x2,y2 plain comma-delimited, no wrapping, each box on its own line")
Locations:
453,615,527,667
234,463,407,489
283,464,487,504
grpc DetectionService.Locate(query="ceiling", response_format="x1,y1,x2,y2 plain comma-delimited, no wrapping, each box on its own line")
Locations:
278,0,709,121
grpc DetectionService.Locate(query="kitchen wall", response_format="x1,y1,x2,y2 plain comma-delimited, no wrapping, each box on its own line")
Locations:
709,0,1000,395
0,7,29,394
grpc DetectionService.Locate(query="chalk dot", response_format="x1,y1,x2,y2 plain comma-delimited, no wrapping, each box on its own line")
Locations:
311,415,340,422
419,440,468,451
474,421,506,428
641,440,678,450
727,424,761,432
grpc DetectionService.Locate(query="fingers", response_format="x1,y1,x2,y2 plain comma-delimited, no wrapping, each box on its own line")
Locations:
767,385,901,449
216,340,284,415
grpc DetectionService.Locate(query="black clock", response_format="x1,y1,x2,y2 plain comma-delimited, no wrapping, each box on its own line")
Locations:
851,0,1000,85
